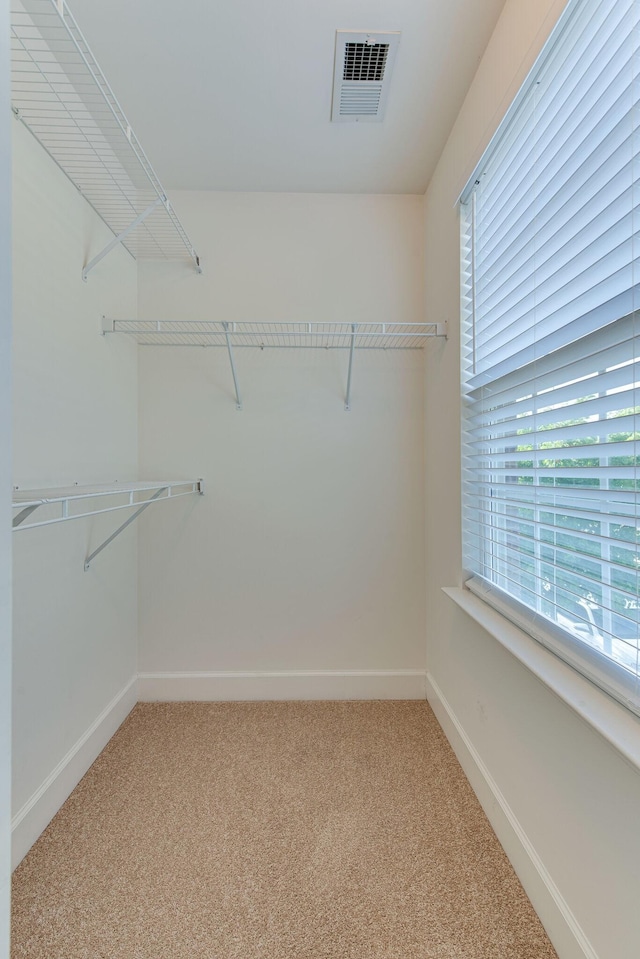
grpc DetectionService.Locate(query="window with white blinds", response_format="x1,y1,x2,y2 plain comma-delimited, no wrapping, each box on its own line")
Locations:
461,0,640,715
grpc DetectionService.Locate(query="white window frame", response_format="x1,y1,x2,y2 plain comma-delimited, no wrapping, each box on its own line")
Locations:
460,0,640,719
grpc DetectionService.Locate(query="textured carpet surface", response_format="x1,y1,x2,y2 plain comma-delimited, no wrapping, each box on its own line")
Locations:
12,702,558,958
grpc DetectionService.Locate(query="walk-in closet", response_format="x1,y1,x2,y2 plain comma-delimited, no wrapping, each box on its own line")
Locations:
2,2,640,958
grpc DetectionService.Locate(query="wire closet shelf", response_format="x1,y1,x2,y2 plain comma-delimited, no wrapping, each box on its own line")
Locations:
103,320,447,411
12,479,203,530
10,0,201,277
102,320,447,349
12,480,204,570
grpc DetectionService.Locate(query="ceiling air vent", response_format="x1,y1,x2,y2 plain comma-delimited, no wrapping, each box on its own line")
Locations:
331,31,400,123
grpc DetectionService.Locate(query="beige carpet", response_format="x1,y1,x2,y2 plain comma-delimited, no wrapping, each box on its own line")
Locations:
12,702,558,958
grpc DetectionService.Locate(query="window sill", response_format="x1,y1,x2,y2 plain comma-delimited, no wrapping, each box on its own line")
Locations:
442,586,640,774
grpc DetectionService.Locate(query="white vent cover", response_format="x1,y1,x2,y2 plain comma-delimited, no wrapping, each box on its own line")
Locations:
331,31,400,122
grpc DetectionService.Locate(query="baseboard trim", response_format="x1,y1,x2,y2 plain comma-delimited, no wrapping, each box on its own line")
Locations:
426,672,598,959
138,669,427,702
11,676,138,870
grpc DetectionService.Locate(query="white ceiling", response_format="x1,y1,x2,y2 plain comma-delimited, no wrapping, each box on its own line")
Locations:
70,0,506,195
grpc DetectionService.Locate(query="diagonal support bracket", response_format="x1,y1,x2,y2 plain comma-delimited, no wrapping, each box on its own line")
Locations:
223,323,243,410
82,197,165,281
344,323,357,411
13,504,40,528
84,487,166,571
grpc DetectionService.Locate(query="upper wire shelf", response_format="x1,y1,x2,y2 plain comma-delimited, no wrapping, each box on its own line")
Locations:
10,0,201,277
103,320,447,349
102,320,447,410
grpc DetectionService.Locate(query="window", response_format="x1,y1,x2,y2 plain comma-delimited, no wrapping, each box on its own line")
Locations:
461,0,640,715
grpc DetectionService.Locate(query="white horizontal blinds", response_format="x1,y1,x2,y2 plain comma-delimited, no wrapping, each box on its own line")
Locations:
465,315,639,642
472,0,640,380
462,0,640,713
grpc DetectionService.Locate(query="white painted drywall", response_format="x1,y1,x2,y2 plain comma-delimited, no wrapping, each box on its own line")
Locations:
423,2,640,958
137,193,427,692
0,0,12,951
11,120,139,857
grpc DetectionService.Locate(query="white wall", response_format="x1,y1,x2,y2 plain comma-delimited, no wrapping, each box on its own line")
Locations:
11,121,139,865
137,192,427,700
0,0,12,951
423,3,640,959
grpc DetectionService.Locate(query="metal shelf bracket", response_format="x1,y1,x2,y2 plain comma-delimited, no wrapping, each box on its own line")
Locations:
12,504,39,528
345,323,357,411
83,486,165,570
223,322,243,410
82,197,165,281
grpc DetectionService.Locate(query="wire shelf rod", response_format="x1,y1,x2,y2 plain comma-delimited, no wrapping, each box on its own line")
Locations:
12,479,203,527
101,320,448,410
13,479,204,569
102,319,447,350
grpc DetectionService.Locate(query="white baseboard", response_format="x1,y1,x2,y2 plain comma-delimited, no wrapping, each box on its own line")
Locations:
138,669,427,702
11,676,138,870
426,672,598,959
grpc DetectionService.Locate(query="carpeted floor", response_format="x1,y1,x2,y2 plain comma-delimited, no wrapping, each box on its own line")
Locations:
11,702,558,958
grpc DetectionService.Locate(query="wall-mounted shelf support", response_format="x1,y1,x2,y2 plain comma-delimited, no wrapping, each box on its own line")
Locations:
344,324,357,412
83,486,166,570
82,197,165,281
223,322,243,410
12,480,203,568
12,504,39,529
